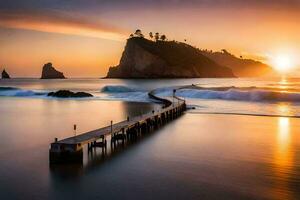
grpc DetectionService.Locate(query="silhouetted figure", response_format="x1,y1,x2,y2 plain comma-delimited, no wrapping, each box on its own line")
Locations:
2,69,10,79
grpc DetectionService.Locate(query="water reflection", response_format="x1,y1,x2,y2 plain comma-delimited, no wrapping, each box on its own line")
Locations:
278,78,288,90
277,103,292,116
49,128,158,179
273,117,293,199
276,118,291,167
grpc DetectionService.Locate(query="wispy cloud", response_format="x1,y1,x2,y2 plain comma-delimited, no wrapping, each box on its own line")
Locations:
0,10,128,41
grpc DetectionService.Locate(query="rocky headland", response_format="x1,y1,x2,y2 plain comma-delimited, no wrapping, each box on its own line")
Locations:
200,49,273,77
106,37,235,78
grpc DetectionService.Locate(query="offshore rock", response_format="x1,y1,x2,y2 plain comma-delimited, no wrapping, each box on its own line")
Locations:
2,69,10,79
47,90,93,98
41,63,65,79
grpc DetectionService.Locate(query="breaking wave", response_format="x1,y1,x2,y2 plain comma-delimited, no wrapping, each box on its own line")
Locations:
175,88,300,102
101,85,141,93
0,87,47,97
99,85,150,102
2,85,300,103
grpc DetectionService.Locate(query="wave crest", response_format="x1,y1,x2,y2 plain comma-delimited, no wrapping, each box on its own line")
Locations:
101,85,140,93
0,87,47,97
176,88,300,102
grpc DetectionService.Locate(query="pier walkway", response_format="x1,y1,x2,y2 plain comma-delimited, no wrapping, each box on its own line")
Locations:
49,87,186,163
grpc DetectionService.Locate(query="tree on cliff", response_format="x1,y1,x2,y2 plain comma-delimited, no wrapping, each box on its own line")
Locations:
160,35,166,41
134,29,144,38
155,32,159,41
149,32,153,40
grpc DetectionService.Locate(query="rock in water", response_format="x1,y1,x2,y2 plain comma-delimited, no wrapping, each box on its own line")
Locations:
47,90,93,98
106,37,235,78
41,63,65,79
1,69,10,79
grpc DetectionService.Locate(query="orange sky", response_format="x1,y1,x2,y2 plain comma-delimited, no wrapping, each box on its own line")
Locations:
0,2,300,77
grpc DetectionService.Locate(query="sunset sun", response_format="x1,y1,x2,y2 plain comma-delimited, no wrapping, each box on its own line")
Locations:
272,54,295,73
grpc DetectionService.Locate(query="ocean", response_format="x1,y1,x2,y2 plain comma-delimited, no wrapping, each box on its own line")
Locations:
1,78,300,199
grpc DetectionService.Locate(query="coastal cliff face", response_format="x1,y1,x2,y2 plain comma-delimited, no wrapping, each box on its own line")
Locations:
200,50,274,77
1,69,10,79
41,63,65,79
107,38,235,78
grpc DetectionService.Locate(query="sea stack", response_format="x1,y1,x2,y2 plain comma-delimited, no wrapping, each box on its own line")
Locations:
41,63,65,79
1,69,10,79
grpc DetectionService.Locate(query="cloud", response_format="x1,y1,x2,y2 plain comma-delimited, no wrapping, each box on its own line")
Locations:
0,10,128,41
2,0,300,12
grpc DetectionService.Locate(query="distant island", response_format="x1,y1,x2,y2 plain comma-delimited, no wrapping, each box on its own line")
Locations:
1,69,10,79
106,30,273,78
41,63,66,79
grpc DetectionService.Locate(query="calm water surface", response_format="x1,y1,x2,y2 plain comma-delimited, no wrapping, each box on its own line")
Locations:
1,78,300,199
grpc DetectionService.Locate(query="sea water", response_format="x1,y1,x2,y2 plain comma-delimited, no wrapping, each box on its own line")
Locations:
1,78,300,199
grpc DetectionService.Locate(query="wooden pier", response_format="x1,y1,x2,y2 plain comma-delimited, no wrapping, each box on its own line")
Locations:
49,88,186,164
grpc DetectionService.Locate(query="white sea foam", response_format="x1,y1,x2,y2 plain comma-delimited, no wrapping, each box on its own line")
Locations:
101,85,141,93
2,85,300,103
0,87,47,97
175,88,300,102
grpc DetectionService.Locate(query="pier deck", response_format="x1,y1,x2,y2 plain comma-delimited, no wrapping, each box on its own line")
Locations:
49,88,186,163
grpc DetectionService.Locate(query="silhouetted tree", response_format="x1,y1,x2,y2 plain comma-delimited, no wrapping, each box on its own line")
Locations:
129,34,134,38
222,49,229,54
134,29,143,37
155,32,159,41
149,32,153,40
160,35,166,41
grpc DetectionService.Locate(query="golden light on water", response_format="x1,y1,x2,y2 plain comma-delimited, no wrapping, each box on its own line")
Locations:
273,117,294,199
278,117,290,149
278,78,289,90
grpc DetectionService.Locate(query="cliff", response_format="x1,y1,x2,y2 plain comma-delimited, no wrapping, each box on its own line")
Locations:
106,38,235,78
41,63,65,79
200,50,274,77
1,69,10,79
